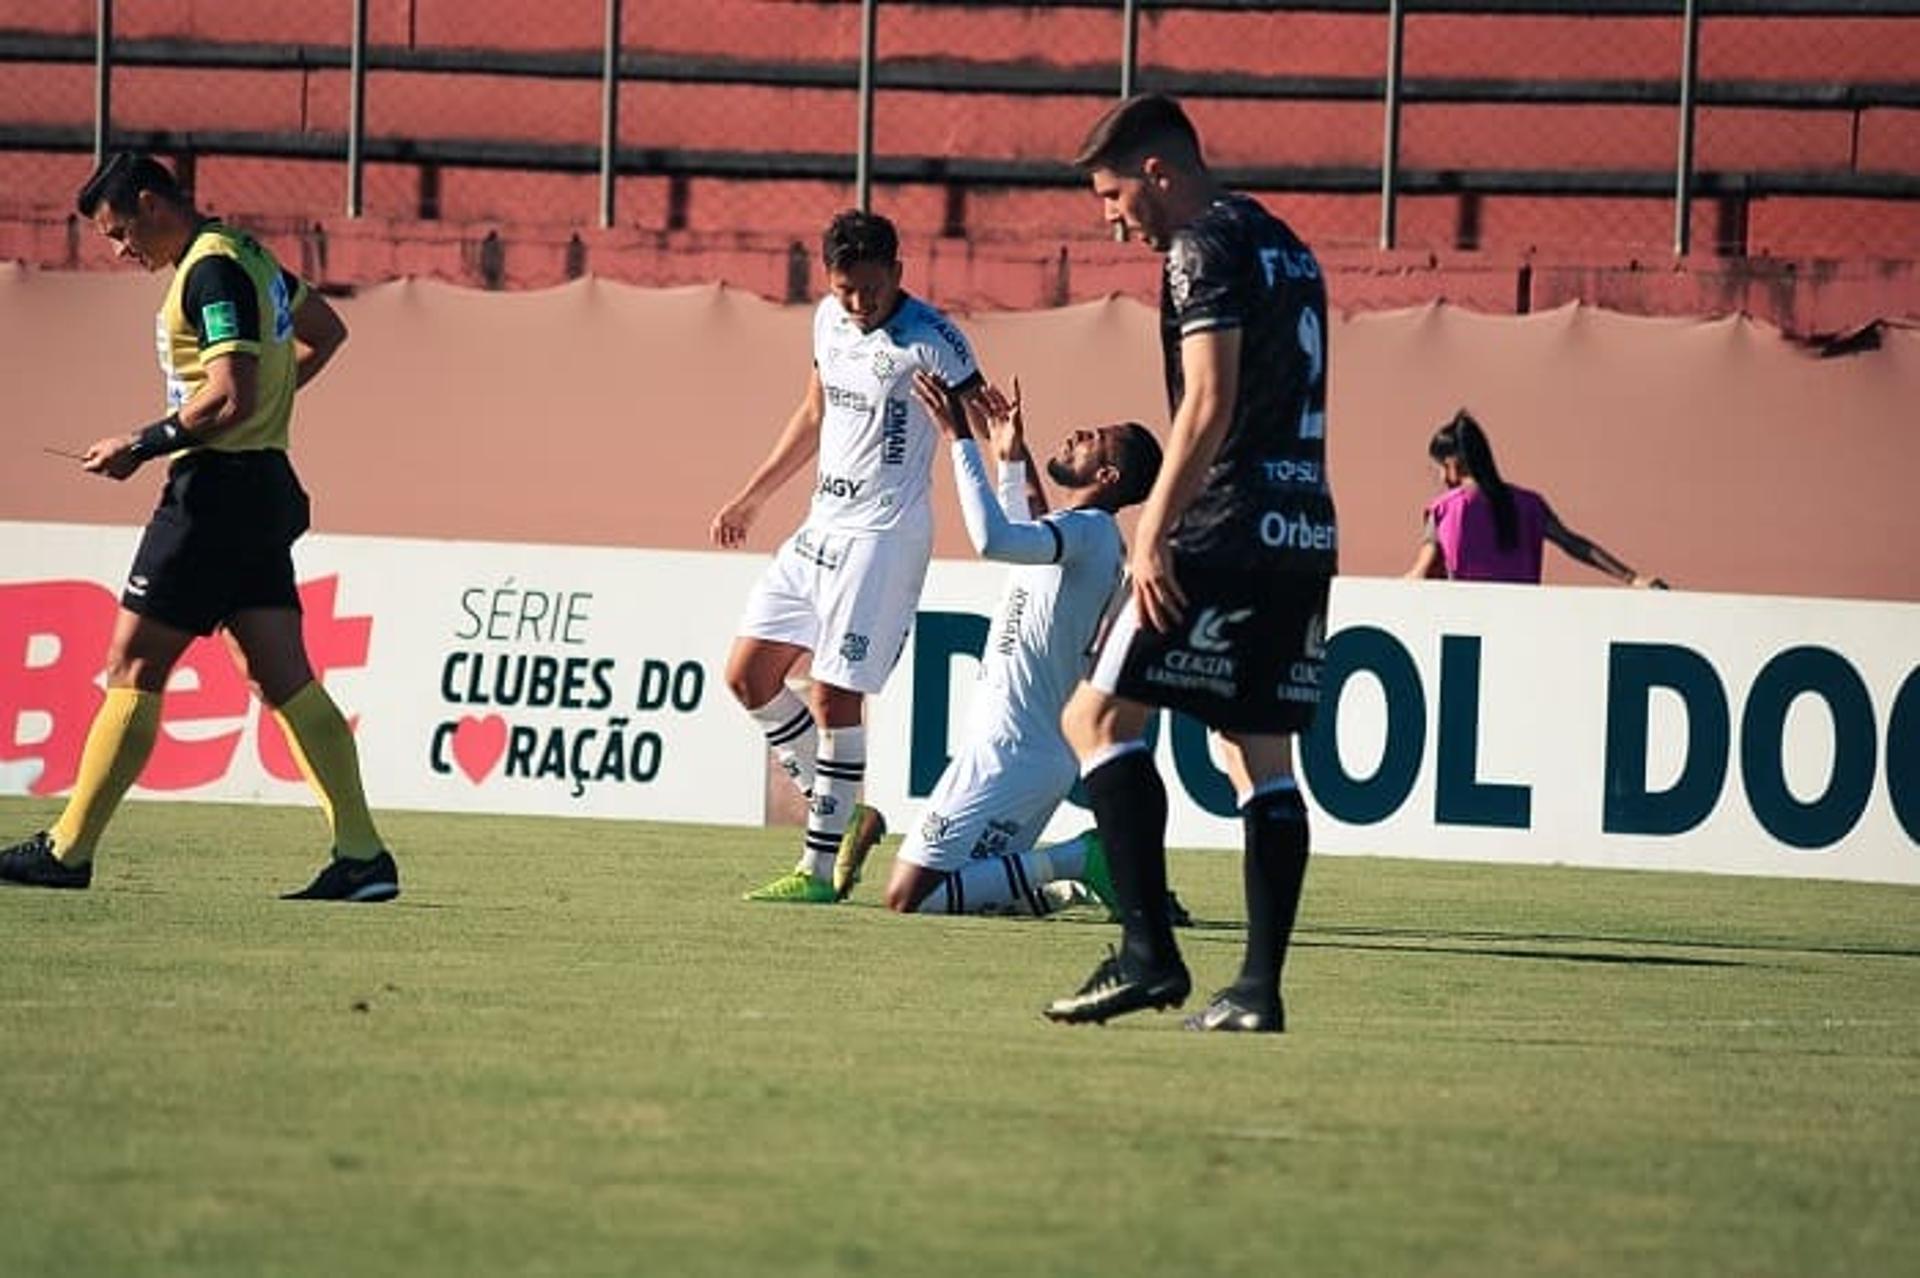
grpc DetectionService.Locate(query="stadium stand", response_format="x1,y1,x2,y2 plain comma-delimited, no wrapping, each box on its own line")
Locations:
1,0,1915,325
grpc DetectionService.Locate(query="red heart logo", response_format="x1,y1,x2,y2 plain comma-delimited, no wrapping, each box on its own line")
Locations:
451,714,507,784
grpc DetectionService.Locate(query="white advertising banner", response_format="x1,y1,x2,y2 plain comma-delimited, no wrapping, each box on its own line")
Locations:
1200,578,1919,884
3,522,1916,884
0,523,767,826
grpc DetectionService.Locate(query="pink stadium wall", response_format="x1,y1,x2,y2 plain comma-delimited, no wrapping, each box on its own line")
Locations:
2,265,1915,603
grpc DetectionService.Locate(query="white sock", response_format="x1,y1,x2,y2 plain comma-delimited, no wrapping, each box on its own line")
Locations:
1039,831,1095,881
1079,738,1149,778
748,688,816,797
804,726,865,881
914,846,1078,916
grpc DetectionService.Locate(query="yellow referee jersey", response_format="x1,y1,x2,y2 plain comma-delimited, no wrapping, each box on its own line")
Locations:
157,221,308,453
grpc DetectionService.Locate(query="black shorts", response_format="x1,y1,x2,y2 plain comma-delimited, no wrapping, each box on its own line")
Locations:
1088,553,1331,736
123,449,312,636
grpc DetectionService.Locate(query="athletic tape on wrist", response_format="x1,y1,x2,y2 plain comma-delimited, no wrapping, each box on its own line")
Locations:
127,413,191,461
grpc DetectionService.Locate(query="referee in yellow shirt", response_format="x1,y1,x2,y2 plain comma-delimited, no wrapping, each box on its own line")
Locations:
1,153,399,902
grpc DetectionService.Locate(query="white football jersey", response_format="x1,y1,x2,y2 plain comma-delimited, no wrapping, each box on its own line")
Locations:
809,293,981,534
949,443,1126,752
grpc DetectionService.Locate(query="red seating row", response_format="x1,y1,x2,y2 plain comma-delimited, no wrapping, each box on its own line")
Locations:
4,57,1909,177
10,142,1911,264
11,4,1920,83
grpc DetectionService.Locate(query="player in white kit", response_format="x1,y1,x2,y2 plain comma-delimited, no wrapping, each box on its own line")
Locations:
847,371,1162,917
712,211,988,904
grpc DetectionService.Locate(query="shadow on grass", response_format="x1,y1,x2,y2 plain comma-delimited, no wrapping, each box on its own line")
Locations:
782,905,1908,969
1024,914,1757,968
1303,924,1920,962
1295,938,1748,968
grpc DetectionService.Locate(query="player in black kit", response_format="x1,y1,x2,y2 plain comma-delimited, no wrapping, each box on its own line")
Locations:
1044,95,1335,1033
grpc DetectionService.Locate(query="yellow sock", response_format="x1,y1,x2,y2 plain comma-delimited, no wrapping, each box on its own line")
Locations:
49,687,162,868
274,681,385,860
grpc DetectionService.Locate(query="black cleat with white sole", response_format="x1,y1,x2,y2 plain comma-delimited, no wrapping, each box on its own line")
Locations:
1043,946,1191,1025
0,831,91,891
1183,988,1285,1034
283,850,401,903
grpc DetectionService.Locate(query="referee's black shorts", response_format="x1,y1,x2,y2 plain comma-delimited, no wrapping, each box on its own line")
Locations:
122,448,312,636
1088,552,1331,736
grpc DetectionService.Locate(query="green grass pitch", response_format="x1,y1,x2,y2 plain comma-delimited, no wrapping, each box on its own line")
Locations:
1,795,1915,1278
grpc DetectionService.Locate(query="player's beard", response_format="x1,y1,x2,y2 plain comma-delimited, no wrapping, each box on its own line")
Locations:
1046,456,1088,487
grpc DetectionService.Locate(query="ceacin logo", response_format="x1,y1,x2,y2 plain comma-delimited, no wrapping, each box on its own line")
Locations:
1189,607,1251,654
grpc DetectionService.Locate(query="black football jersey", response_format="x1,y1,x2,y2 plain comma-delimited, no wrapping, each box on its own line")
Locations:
1160,193,1336,573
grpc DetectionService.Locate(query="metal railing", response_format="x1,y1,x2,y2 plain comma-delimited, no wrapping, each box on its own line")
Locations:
6,0,1917,257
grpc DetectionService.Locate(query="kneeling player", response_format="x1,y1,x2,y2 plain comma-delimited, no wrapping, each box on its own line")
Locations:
848,372,1161,917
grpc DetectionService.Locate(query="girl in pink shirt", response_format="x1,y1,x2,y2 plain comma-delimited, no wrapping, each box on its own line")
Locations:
1406,411,1666,588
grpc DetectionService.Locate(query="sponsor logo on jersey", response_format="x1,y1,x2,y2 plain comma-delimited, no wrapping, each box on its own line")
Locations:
994,586,1030,657
1284,658,1322,696
882,397,908,466
966,818,1021,860
1189,606,1252,654
1261,458,1323,488
1142,606,1250,698
1146,660,1238,699
1258,245,1321,284
839,632,870,664
271,290,293,343
1259,511,1338,552
825,384,873,413
1165,242,1197,309
816,474,866,501
1164,649,1236,678
201,300,240,344
792,529,847,570
1276,613,1328,703
927,316,971,364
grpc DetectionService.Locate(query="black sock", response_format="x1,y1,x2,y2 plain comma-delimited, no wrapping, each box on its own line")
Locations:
1084,748,1179,969
1236,784,1311,998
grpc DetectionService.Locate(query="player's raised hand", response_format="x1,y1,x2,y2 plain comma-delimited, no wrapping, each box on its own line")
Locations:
981,377,1025,463
910,370,969,442
976,379,1013,422
1128,535,1188,632
81,433,143,481
710,493,760,549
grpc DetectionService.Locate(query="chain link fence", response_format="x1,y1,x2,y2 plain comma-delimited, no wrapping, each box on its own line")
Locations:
1,0,1915,276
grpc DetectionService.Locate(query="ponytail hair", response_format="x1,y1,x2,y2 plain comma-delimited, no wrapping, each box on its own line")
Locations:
1428,410,1518,550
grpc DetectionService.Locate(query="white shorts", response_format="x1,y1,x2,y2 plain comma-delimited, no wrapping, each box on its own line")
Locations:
739,523,931,696
897,734,1080,873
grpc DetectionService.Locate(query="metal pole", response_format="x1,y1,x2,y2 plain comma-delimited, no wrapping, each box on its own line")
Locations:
93,0,112,163
1379,0,1404,250
1673,0,1701,255
1106,0,1142,242
599,0,621,228
855,0,878,212
347,0,368,218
